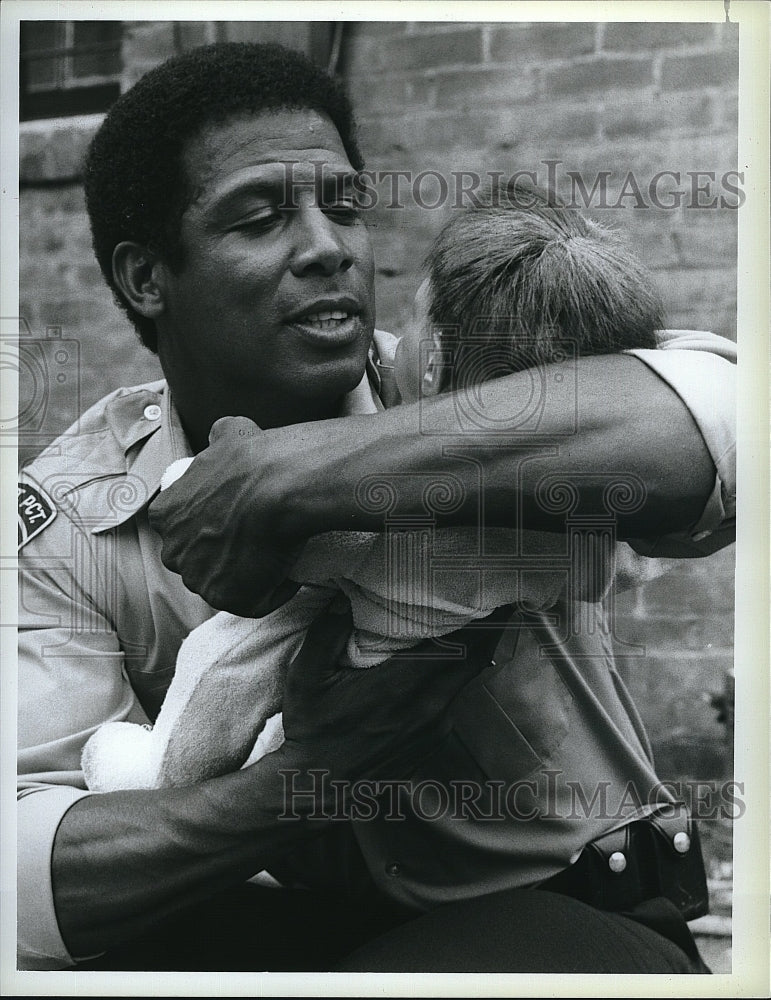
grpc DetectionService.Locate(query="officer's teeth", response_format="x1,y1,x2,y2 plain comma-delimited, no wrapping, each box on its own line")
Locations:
304,310,350,324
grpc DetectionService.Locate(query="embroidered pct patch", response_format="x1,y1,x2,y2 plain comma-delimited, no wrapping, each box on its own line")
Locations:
18,482,57,550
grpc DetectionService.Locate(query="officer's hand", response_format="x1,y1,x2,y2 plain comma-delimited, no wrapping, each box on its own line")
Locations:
148,416,306,616
280,597,512,781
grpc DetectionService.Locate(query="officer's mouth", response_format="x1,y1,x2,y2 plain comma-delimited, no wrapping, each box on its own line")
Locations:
285,298,365,348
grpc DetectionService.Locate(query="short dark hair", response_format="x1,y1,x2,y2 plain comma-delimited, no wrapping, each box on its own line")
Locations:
84,42,364,352
425,180,663,381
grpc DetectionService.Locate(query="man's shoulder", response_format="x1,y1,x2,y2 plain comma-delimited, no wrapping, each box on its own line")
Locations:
19,380,168,548
22,379,168,482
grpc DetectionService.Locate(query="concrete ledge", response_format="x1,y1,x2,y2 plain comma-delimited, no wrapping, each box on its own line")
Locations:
19,114,104,184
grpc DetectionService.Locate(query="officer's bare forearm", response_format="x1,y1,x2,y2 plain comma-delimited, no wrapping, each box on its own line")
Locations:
51,747,330,959
149,354,719,613
280,354,714,541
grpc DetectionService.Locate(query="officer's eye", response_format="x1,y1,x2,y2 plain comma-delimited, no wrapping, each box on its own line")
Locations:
324,203,361,225
238,207,283,232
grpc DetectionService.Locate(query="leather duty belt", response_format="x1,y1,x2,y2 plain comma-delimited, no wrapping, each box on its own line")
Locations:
538,803,710,922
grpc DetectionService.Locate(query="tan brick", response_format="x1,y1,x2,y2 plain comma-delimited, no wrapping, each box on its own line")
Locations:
175,22,214,51
716,21,740,51
483,102,599,149
342,33,381,78
377,27,484,72
617,602,735,656
488,22,596,63
434,66,538,109
603,92,714,139
623,208,738,272
351,21,410,40
623,552,736,619
661,49,738,91
36,298,110,329
544,56,653,95
223,22,312,48
360,110,497,163
603,22,715,52
619,647,733,731
19,120,99,183
350,75,411,118
121,21,177,64
665,307,736,342
407,22,481,35
716,86,739,128
539,132,740,207
655,257,737,304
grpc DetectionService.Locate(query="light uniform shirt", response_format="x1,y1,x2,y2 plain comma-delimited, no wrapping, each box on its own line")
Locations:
17,331,736,969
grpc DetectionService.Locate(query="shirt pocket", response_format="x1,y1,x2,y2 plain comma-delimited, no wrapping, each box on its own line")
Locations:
449,625,574,783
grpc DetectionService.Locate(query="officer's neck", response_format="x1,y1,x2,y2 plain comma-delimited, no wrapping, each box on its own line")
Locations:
171,381,342,454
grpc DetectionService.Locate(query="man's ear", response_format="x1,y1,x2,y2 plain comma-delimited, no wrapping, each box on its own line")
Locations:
112,242,168,319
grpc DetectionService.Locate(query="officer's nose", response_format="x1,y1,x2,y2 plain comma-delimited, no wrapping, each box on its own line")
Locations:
289,207,353,278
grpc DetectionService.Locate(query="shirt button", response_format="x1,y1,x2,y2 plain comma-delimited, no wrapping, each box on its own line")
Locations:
385,861,401,877
143,403,162,421
673,831,691,854
608,851,627,874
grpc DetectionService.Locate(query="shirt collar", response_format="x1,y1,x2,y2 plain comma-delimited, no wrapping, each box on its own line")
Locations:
92,360,385,533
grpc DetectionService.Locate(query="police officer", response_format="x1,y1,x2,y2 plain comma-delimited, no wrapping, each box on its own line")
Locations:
19,43,735,973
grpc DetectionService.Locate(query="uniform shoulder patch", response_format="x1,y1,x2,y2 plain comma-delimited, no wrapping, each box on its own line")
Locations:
18,481,57,550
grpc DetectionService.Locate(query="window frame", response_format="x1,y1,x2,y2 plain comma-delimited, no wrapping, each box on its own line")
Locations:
19,20,123,122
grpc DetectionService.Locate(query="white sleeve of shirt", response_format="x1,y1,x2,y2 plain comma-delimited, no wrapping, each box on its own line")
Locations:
624,330,736,557
17,787,93,969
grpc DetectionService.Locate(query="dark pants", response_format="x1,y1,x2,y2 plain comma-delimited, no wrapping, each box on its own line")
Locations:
74,882,710,974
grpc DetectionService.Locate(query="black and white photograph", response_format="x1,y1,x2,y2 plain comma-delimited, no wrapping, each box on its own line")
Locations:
1,1,768,996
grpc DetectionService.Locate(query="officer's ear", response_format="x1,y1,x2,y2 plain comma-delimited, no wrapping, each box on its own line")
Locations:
112,242,167,320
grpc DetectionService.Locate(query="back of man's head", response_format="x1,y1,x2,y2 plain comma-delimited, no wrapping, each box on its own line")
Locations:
84,42,363,352
425,180,663,381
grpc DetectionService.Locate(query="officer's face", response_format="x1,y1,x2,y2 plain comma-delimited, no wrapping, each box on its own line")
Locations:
155,109,375,427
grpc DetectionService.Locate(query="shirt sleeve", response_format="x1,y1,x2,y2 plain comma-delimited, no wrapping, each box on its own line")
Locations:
17,496,150,970
623,330,736,558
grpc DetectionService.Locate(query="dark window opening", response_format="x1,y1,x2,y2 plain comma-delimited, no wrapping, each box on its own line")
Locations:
20,21,122,121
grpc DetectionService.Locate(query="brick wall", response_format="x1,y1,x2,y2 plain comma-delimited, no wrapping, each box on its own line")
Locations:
18,181,163,464
344,21,739,340
17,18,737,786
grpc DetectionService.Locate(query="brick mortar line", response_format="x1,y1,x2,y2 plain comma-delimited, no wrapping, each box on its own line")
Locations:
487,46,733,68
354,113,739,144
350,76,734,97
348,41,732,71
594,22,605,55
